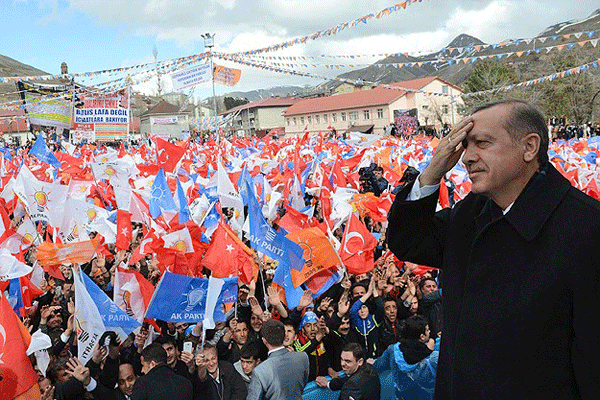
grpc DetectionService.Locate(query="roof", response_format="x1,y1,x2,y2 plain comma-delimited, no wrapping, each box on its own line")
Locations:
390,76,462,92
141,100,186,117
223,97,301,115
284,87,406,116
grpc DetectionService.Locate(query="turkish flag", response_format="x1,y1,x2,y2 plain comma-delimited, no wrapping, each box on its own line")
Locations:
339,213,378,275
155,137,186,173
116,210,133,251
0,295,41,399
202,222,255,285
18,276,44,317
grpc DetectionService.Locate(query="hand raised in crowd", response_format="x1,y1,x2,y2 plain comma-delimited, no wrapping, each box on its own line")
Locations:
66,357,91,386
315,376,329,388
195,352,208,380
180,349,195,374
419,116,473,186
297,290,313,311
40,385,55,400
40,305,61,324
135,327,149,353
67,297,75,314
92,343,108,364
108,335,122,359
315,316,329,341
65,314,75,338
317,297,333,313
266,285,282,308
337,292,350,317
97,252,106,269
248,296,263,316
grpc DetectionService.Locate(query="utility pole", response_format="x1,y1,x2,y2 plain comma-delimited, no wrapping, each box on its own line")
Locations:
201,33,218,133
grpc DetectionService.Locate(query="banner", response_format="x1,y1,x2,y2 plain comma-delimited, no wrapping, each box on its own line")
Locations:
213,64,241,86
73,88,130,141
18,82,72,129
171,63,211,91
151,116,178,125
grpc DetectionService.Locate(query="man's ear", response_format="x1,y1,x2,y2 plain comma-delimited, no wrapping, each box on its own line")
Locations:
357,358,364,367
262,337,267,347
522,133,541,163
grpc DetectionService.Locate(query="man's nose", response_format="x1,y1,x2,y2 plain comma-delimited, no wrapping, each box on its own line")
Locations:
462,143,477,165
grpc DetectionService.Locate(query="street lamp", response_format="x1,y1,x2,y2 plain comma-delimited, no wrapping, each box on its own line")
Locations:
201,33,218,133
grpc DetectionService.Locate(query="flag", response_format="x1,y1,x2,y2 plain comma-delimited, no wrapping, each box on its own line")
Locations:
13,166,68,225
202,222,255,285
0,248,32,281
162,227,195,253
149,168,177,219
114,267,155,323
155,137,186,173
116,210,132,251
245,181,305,271
36,238,100,267
339,213,378,275
286,227,340,287
145,271,237,323
29,134,61,168
203,276,239,329
176,178,191,224
213,64,242,86
0,294,41,400
73,268,140,365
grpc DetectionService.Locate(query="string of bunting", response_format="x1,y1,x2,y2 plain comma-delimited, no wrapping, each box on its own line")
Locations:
231,0,429,57
462,58,600,97
244,28,600,62
241,37,600,70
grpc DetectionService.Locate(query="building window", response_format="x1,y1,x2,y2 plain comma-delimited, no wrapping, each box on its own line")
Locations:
363,110,370,120
349,111,358,121
341,112,346,121
442,105,449,114
332,113,337,122
286,118,290,126
377,108,384,119
300,116,305,125
308,116,312,124
315,115,320,124
293,117,297,125
442,85,449,94
323,114,328,123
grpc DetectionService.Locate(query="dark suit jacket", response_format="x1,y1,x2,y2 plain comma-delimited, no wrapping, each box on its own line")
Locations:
246,348,309,400
131,364,193,400
193,360,247,400
387,164,600,399
329,363,381,400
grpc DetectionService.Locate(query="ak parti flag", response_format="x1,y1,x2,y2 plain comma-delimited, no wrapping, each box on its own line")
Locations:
286,227,340,287
36,238,100,267
339,213,378,275
0,294,41,400
202,222,256,285
116,210,133,251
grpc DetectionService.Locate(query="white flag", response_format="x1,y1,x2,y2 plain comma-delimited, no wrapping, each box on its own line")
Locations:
73,268,106,365
0,248,33,280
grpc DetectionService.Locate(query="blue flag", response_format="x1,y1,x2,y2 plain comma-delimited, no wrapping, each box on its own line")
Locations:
149,168,177,219
29,135,61,168
80,270,141,335
146,271,237,323
7,278,23,317
245,180,305,271
176,177,191,224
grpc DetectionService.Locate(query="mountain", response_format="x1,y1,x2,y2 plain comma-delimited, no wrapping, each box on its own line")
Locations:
223,85,308,102
0,55,50,102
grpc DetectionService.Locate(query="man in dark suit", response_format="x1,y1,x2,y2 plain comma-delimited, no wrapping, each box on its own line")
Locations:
315,343,380,400
387,99,600,399
246,319,310,400
193,344,247,400
131,343,193,400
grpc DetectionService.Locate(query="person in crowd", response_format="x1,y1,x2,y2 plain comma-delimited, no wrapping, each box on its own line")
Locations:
131,343,193,400
387,99,600,399
292,311,334,382
194,344,247,400
379,296,401,350
154,336,194,379
373,315,438,400
348,276,383,360
247,319,310,400
373,166,389,196
315,343,381,400
281,319,297,351
418,278,443,338
233,341,262,388
91,362,137,400
217,318,249,364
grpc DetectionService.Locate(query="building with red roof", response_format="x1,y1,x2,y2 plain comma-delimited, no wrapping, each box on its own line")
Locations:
283,76,463,136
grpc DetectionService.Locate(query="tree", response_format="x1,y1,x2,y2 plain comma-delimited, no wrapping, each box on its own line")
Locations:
223,97,249,111
462,60,518,109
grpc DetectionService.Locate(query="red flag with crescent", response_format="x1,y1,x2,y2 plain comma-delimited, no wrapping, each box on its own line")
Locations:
339,213,378,275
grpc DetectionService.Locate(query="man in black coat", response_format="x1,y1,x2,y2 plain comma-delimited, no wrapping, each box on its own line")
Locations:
387,99,600,399
316,343,380,400
193,344,247,400
131,343,193,400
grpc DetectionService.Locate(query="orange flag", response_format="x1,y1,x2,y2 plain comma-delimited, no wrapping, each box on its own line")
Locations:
0,294,41,400
286,227,340,287
36,238,100,267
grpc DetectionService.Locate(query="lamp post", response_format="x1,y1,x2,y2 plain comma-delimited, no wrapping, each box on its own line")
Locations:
201,33,218,132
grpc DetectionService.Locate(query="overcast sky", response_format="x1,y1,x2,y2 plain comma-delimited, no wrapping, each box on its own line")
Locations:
3,0,599,100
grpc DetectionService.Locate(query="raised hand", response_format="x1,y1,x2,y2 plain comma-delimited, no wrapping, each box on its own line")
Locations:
248,296,263,316
267,285,282,307
297,290,313,310
66,357,91,386
92,343,108,364
420,117,474,186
